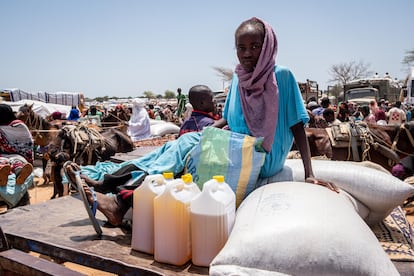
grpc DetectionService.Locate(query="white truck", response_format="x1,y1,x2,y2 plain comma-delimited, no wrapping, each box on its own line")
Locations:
402,67,414,105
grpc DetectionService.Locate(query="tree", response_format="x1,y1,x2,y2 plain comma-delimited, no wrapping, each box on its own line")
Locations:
164,90,176,99
328,60,373,86
143,91,155,99
402,49,414,66
94,96,109,102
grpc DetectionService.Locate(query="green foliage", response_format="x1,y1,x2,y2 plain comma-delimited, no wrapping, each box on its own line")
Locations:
164,90,176,99
94,96,109,102
143,91,155,99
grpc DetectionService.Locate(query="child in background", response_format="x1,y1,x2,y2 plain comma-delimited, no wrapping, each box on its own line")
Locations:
179,85,216,137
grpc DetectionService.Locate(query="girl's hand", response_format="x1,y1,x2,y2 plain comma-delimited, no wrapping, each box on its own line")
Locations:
305,176,340,193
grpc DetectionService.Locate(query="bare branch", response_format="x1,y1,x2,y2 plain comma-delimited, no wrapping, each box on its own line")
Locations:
212,66,233,82
328,60,372,86
402,49,414,66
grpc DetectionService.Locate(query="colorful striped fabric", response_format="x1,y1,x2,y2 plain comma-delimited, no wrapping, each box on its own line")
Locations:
186,127,265,207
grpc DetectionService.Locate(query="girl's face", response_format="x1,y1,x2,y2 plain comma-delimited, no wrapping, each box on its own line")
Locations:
236,25,264,73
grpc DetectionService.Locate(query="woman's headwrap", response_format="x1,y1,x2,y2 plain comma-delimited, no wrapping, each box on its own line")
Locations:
235,17,278,152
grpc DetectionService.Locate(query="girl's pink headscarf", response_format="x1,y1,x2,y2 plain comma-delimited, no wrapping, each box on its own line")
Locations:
235,17,278,152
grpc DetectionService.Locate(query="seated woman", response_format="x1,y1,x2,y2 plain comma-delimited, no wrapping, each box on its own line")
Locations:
0,104,34,186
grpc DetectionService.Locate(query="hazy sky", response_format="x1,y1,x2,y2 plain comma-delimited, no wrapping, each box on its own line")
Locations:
1,0,413,99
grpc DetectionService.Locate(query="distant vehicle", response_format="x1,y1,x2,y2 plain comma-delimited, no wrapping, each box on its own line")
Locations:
298,79,319,102
401,67,414,105
340,74,401,105
213,90,227,106
343,87,380,106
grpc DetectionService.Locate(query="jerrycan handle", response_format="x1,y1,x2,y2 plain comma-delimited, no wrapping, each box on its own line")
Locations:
143,174,165,187
203,175,224,195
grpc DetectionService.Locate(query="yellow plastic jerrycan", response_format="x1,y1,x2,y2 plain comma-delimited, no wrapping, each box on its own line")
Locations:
153,173,201,266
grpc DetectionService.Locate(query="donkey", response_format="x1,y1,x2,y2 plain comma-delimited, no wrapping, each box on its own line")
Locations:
47,124,134,198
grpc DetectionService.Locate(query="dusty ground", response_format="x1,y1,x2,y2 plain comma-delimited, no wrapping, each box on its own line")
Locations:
28,177,54,204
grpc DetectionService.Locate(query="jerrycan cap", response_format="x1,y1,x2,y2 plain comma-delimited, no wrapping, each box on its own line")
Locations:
212,175,225,182
163,172,174,180
181,173,193,184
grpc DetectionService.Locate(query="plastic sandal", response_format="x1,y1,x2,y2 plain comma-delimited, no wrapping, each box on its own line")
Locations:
64,161,102,236
75,171,102,236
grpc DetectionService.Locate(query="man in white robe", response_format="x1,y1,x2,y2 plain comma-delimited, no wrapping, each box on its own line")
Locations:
127,98,151,142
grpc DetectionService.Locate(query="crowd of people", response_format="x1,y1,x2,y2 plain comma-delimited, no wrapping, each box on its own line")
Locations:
306,96,412,128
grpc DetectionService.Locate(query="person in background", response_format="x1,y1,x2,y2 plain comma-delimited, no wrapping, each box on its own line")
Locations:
176,88,187,119
360,105,375,123
379,99,387,111
162,105,173,122
0,104,34,186
364,102,376,123
374,109,387,125
127,98,151,142
337,102,350,122
182,102,194,122
88,105,102,118
48,111,63,121
65,17,337,226
154,108,162,120
147,104,156,120
215,104,223,119
369,100,379,116
384,100,390,112
307,101,320,113
348,102,357,116
392,155,414,181
406,105,412,122
312,97,330,117
67,105,80,121
112,104,129,122
179,85,216,137
322,108,341,126
387,101,406,125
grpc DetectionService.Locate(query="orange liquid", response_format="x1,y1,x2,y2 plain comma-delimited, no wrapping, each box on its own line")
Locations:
154,191,192,265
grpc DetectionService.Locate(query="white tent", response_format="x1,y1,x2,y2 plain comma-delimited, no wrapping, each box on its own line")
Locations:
4,99,72,119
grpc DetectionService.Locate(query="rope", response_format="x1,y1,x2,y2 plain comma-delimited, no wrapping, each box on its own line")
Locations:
102,112,128,124
367,124,414,157
27,129,60,133
359,125,373,161
346,126,352,161
61,123,107,164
